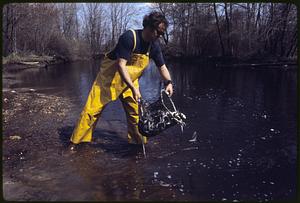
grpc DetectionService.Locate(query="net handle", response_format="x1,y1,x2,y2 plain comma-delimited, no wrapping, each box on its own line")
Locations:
138,98,145,117
160,89,177,113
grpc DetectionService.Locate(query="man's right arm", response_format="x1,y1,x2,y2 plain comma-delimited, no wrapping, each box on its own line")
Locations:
116,58,141,101
113,30,141,101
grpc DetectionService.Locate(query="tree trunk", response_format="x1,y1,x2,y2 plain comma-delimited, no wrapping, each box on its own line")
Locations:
285,28,297,57
279,3,291,57
224,3,231,56
213,3,225,56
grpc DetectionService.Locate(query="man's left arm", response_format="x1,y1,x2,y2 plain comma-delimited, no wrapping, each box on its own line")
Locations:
151,41,174,96
158,64,173,96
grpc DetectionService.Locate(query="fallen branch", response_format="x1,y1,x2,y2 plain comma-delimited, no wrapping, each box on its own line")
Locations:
17,61,40,65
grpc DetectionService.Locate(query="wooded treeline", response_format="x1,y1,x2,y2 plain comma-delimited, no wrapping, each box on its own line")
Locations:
155,3,297,60
2,3,138,60
3,3,297,61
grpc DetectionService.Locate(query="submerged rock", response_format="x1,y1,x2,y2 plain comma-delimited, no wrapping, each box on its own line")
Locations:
9,135,22,140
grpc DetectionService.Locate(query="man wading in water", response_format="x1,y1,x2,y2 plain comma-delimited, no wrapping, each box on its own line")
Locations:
69,11,173,151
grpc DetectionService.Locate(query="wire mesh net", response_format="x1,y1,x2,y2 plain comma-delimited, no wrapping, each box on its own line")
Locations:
138,89,186,137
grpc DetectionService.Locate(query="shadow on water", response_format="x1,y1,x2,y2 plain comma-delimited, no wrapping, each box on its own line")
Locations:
58,126,74,147
58,126,143,158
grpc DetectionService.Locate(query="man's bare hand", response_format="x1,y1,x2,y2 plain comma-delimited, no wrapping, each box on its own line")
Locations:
165,83,173,97
131,87,142,102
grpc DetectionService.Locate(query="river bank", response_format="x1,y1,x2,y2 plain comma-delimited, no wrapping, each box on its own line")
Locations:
3,52,297,72
2,52,104,73
165,54,297,68
2,53,70,69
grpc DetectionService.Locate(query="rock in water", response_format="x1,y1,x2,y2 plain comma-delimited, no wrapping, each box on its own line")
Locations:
9,135,22,140
189,131,197,142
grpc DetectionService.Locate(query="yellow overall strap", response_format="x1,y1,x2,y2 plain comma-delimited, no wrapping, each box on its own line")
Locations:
146,42,151,56
129,29,136,53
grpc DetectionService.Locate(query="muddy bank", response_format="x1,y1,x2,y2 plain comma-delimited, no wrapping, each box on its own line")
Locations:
2,88,134,201
2,89,72,200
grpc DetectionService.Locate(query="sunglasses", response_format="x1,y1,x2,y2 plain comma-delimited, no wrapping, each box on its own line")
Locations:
156,29,165,37
153,27,168,45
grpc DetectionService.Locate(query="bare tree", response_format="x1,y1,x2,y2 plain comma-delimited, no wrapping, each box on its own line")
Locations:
109,3,137,48
2,3,29,55
214,3,225,56
59,3,79,40
81,3,107,55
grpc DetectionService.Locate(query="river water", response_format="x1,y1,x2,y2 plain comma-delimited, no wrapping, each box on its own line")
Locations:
2,59,297,201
